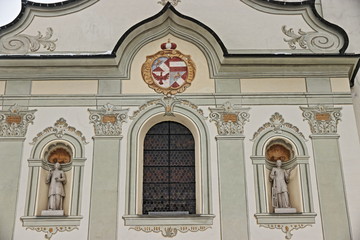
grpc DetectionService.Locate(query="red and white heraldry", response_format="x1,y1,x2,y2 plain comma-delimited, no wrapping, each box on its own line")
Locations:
142,40,195,95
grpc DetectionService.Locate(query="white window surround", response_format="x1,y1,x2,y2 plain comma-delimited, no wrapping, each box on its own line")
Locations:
123,107,214,226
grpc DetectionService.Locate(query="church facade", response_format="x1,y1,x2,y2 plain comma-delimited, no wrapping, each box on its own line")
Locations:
0,1,359,240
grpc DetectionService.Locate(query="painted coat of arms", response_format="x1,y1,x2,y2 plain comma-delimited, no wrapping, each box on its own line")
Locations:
142,40,196,95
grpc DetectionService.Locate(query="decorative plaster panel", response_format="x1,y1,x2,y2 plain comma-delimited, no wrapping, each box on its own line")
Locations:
31,80,98,95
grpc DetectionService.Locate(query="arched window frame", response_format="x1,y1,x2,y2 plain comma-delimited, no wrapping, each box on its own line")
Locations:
123,105,214,226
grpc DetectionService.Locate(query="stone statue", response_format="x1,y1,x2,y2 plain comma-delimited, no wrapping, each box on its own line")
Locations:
46,162,66,212
269,159,295,212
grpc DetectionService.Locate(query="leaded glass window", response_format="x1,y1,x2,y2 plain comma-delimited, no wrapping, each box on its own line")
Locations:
143,121,196,214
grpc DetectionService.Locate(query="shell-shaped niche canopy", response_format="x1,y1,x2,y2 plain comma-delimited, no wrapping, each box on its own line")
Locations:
43,142,73,165
265,138,295,162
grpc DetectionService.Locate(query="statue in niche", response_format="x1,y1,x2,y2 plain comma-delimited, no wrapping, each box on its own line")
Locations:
269,159,296,213
43,162,66,215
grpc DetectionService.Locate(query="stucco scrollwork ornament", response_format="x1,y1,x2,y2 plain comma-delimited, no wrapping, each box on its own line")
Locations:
88,103,128,136
130,96,206,120
0,27,57,54
300,105,342,135
260,224,310,240
209,102,250,136
251,112,306,141
0,104,36,137
26,226,78,240
130,225,210,238
142,39,195,95
157,0,181,6
31,118,88,144
282,26,339,53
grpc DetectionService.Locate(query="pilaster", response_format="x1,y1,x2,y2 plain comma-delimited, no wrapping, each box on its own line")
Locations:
301,105,351,240
209,102,250,240
0,104,35,240
88,104,128,240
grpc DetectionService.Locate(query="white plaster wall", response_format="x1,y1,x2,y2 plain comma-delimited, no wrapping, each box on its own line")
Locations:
321,0,360,140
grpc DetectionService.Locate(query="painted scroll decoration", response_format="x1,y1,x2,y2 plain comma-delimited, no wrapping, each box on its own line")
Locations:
158,0,181,6
282,26,340,53
142,39,196,95
130,225,210,238
0,27,57,54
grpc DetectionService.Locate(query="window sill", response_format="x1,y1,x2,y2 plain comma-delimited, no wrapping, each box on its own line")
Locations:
254,213,316,225
21,215,83,227
123,214,215,226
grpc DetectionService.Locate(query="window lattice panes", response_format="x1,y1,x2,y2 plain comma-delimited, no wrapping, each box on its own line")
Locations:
143,121,196,214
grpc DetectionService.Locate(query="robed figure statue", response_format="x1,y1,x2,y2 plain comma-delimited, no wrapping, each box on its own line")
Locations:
46,162,66,211
269,159,293,209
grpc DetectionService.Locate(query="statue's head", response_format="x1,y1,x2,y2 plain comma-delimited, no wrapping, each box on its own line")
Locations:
54,162,61,169
276,159,282,167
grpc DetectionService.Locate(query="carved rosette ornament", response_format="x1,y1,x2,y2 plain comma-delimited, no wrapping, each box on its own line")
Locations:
260,224,310,240
0,27,57,54
130,225,210,238
209,102,250,136
0,104,36,137
300,105,342,135
88,103,128,136
26,226,78,240
142,40,196,95
251,112,306,141
281,25,340,53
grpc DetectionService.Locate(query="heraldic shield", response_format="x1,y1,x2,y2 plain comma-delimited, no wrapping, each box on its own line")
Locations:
142,40,196,95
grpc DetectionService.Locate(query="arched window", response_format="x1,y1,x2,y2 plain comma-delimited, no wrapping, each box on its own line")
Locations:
143,121,196,214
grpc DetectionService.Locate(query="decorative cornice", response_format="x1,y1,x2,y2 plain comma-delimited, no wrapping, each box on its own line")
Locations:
0,104,36,137
26,226,78,240
129,225,210,238
281,26,338,53
209,102,250,136
300,105,342,135
31,118,88,145
130,96,206,120
88,103,128,136
158,0,181,7
251,112,306,141
0,28,57,54
260,224,310,240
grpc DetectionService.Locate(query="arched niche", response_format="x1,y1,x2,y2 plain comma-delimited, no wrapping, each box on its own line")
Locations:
123,102,214,226
250,113,316,225
21,118,87,229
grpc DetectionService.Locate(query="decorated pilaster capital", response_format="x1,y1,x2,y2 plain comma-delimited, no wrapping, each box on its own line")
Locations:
209,102,250,136
0,104,36,137
300,105,342,135
88,103,128,136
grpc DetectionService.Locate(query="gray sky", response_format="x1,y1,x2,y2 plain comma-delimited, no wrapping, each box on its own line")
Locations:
0,0,58,26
